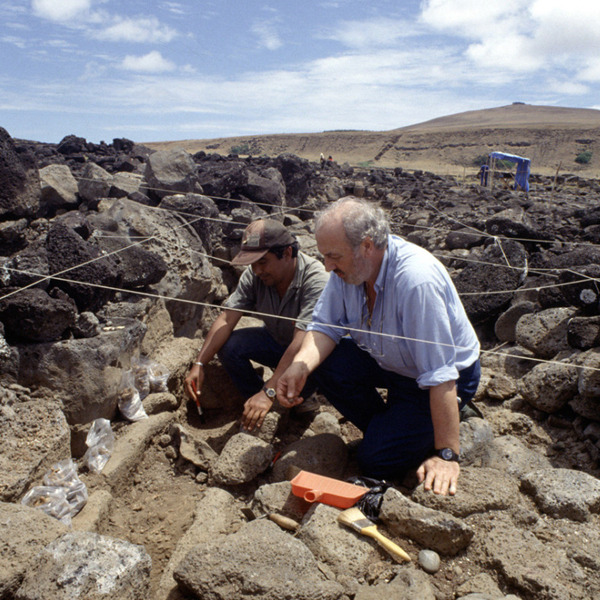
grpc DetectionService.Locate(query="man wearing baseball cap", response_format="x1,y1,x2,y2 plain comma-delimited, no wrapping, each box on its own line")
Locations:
185,218,329,431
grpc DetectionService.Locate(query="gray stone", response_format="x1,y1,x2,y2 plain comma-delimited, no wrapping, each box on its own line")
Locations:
577,348,600,399
39,164,79,213
0,502,68,598
519,361,579,413
484,371,518,400
211,432,274,485
418,549,441,573
456,572,506,599
144,148,200,199
101,413,173,494
380,488,474,555
271,433,348,482
14,531,151,600
143,391,179,414
478,514,586,600
520,468,600,521
173,423,219,470
252,481,310,521
17,319,146,425
310,411,342,436
494,301,537,342
298,503,376,579
354,567,437,600
173,518,344,600
77,162,113,204
481,434,552,479
569,394,600,420
157,487,241,600
101,197,217,336
0,396,70,501
459,417,495,466
411,466,520,517
515,307,575,359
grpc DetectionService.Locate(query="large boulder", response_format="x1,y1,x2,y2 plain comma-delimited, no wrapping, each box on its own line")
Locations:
16,319,146,425
14,531,151,600
0,502,68,598
0,127,41,219
101,198,219,336
0,287,77,342
144,148,200,200
45,221,120,312
173,518,344,600
39,164,79,215
0,392,70,501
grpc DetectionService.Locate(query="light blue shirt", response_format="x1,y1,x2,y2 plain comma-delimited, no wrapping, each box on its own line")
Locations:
308,235,480,388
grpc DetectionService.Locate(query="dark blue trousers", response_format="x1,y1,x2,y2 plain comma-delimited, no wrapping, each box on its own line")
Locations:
218,327,317,399
312,338,481,479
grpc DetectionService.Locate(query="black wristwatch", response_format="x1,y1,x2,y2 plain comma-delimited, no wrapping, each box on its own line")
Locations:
262,386,276,400
435,447,460,462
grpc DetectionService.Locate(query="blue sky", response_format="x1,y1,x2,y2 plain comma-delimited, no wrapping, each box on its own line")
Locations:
1,0,600,144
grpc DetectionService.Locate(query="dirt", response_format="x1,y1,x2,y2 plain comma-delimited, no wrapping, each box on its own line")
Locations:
90,385,599,599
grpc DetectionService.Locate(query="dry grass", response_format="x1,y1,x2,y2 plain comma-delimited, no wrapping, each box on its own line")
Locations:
145,104,600,178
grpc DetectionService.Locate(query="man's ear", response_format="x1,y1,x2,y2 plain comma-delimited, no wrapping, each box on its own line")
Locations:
362,237,374,255
283,245,294,259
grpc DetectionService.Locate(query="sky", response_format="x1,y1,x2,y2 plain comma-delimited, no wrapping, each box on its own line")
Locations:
1,0,600,144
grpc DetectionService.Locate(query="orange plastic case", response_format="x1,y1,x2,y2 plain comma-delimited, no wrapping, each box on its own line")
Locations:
290,470,368,508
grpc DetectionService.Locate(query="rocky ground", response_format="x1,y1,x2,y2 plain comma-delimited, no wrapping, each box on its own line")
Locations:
1,126,600,599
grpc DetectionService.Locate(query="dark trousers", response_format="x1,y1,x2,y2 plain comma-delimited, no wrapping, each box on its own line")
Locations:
218,327,317,399
312,338,481,479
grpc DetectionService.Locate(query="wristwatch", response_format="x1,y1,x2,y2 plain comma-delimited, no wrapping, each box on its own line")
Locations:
436,447,460,462
262,386,276,400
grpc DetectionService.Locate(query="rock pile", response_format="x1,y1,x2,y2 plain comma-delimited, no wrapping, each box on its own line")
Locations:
1,126,600,599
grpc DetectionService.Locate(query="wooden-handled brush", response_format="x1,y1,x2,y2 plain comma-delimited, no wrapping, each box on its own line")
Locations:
338,506,411,562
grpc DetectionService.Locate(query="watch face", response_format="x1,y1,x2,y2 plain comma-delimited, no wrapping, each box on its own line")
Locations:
441,448,453,460
264,387,276,399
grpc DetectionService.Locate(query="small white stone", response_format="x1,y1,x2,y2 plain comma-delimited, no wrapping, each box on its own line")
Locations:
418,549,441,574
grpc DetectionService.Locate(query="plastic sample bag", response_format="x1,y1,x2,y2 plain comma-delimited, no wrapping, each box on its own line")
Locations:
43,458,88,516
21,485,73,525
118,369,148,422
81,418,115,473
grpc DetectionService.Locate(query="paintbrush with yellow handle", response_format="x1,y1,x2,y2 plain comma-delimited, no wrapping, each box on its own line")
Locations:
338,506,411,562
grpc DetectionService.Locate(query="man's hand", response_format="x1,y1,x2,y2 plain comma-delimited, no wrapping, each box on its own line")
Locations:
416,456,460,496
241,392,273,431
184,364,205,403
276,362,309,408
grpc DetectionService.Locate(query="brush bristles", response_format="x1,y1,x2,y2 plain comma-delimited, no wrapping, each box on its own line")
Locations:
338,507,375,532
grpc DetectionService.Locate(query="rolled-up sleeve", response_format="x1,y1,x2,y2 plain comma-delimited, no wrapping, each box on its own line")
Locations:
400,282,460,388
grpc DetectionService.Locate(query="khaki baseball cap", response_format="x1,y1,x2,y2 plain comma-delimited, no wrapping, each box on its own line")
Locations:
231,219,296,266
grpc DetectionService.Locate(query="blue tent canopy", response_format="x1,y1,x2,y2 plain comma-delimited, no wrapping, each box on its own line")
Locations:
489,151,531,192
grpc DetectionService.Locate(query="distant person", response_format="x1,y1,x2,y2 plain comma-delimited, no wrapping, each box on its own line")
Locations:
479,164,489,186
320,153,325,167
184,219,329,431
277,197,481,496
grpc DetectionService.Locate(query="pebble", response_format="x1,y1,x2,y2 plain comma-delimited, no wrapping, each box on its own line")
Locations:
418,549,441,574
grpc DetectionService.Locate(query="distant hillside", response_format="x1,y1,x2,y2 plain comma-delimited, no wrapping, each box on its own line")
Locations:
146,104,600,177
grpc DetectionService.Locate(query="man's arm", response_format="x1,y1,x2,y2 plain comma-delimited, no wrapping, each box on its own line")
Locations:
184,309,243,402
276,330,337,407
241,326,308,430
415,380,461,496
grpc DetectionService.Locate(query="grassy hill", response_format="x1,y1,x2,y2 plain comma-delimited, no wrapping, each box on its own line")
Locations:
146,104,600,178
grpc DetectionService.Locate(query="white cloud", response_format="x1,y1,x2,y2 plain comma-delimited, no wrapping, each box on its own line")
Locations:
324,17,417,48
95,16,177,43
120,51,175,73
31,0,93,22
251,20,282,50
